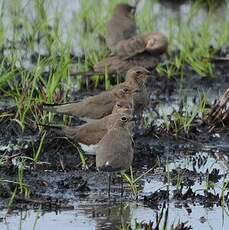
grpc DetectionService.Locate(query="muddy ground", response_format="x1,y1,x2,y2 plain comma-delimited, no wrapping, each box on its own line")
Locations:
0,59,228,229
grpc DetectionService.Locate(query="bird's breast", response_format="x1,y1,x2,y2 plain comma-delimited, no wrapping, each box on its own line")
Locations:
79,143,97,155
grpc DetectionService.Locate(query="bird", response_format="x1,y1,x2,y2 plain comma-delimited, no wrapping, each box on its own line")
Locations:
112,99,134,115
93,2,168,76
69,6,168,76
44,66,150,120
105,3,136,51
43,84,136,121
111,32,168,58
93,33,168,75
40,100,133,155
118,66,151,115
96,113,134,198
93,53,160,75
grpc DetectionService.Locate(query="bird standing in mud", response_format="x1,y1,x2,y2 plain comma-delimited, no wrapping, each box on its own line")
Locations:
105,3,136,51
122,66,151,114
96,113,134,198
40,100,133,155
44,66,150,120
43,84,136,121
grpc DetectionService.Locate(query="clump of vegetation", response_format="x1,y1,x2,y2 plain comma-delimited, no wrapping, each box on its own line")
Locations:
160,92,209,136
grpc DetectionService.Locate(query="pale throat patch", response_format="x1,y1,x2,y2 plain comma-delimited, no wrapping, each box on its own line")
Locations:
79,143,96,155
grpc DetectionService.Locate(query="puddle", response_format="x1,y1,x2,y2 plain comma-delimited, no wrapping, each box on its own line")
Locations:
1,202,229,230
1,140,229,229
143,150,229,195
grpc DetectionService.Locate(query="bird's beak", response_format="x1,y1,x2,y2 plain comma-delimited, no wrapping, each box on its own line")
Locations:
131,6,136,15
130,117,137,122
145,70,151,75
133,89,141,93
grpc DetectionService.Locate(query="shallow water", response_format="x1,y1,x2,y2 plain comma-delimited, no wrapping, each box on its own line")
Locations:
1,75,229,229
1,140,229,229
1,196,229,229
0,204,223,230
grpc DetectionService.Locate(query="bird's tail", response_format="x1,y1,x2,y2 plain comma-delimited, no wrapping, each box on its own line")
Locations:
42,103,67,113
42,102,78,116
37,123,64,136
69,70,101,77
37,123,62,129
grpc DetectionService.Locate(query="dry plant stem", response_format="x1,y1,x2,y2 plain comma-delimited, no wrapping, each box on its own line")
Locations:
206,87,229,129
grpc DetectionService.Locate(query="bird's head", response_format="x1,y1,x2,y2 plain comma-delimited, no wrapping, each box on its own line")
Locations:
112,99,133,115
114,86,134,98
113,3,136,18
111,113,133,129
126,66,151,86
144,32,168,55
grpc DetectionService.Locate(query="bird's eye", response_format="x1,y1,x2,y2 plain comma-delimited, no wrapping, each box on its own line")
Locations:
136,71,142,74
123,88,129,92
130,7,136,14
121,116,128,121
117,103,121,107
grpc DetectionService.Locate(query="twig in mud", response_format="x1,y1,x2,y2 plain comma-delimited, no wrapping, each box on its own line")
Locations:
203,56,229,63
6,152,23,161
155,202,166,229
58,153,65,172
205,87,229,131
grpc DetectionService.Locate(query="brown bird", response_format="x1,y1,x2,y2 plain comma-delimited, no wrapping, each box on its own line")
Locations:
43,84,136,121
96,113,134,197
105,3,136,50
93,53,160,75
40,100,133,155
61,100,133,145
94,32,168,75
117,66,151,114
111,99,134,115
44,67,150,119
112,32,168,58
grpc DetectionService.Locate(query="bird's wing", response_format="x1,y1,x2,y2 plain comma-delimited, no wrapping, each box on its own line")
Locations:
97,130,131,156
96,130,133,172
144,32,168,55
111,35,146,59
64,126,107,145
72,118,108,144
94,53,160,75
43,91,114,118
84,91,114,106
106,16,136,49
111,32,168,59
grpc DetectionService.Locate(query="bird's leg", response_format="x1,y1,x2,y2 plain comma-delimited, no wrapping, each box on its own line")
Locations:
108,172,111,199
120,174,124,198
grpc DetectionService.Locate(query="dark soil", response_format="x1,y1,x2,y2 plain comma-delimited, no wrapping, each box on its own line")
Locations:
0,58,228,230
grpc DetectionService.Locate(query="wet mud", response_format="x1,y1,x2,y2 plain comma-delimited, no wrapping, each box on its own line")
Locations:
0,59,229,229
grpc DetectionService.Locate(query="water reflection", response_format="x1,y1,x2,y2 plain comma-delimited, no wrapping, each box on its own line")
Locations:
1,201,229,230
